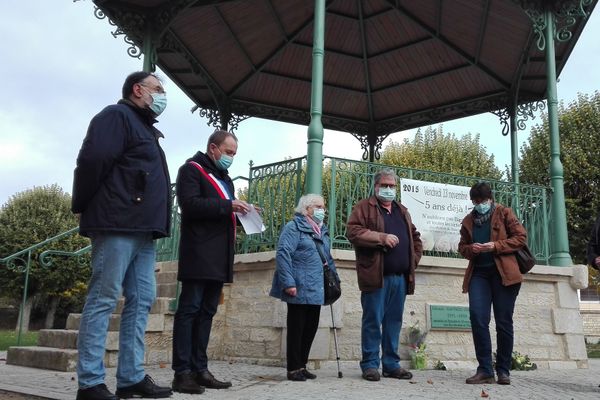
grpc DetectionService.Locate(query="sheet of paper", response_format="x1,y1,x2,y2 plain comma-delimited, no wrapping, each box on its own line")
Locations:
235,204,266,234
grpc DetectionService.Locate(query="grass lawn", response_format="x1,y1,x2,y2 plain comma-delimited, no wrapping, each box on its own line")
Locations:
0,330,38,351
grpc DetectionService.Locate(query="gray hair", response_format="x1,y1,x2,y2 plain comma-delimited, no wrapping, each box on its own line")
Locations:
374,168,398,185
294,194,324,215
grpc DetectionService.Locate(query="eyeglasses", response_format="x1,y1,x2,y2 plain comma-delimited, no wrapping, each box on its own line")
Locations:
378,184,396,189
139,83,166,94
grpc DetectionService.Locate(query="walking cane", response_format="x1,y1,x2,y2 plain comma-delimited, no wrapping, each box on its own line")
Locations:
330,304,343,378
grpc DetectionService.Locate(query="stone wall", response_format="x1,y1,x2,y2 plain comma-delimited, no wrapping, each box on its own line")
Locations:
580,303,600,344
206,251,589,369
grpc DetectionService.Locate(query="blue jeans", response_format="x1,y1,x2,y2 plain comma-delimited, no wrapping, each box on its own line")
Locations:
469,267,521,376
77,232,156,389
172,280,223,374
360,275,407,372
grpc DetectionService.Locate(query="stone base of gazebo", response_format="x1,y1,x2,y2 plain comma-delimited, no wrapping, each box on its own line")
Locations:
208,251,589,370
7,253,588,371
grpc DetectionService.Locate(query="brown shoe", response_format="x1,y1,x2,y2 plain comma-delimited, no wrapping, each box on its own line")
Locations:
362,368,381,381
465,372,495,384
497,372,511,385
382,368,413,380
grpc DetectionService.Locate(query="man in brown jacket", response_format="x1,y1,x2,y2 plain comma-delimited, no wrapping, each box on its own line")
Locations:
346,168,422,382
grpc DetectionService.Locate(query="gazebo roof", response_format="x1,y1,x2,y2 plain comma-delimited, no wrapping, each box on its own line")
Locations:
93,0,596,145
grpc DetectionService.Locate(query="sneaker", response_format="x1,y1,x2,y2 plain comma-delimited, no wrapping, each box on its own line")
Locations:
362,368,381,381
115,375,173,398
195,370,232,389
287,369,307,381
302,368,317,379
76,384,117,400
172,372,205,394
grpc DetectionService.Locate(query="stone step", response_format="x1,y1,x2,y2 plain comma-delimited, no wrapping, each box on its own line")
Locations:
115,297,174,314
156,271,177,284
156,261,178,273
66,313,170,333
7,346,79,372
38,329,121,351
157,283,178,298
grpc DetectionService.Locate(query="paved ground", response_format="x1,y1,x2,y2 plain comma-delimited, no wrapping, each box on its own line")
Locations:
0,353,599,400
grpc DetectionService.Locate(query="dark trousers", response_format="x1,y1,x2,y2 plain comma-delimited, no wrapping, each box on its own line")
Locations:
172,280,223,374
468,267,521,376
286,303,321,371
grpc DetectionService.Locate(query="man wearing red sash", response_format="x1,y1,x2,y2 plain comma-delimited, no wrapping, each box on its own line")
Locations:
171,130,250,394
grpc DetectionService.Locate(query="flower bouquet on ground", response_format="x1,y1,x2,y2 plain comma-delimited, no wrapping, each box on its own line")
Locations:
407,321,428,370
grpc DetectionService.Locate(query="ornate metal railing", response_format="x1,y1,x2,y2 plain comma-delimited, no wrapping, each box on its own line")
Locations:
239,156,551,264
1,157,552,341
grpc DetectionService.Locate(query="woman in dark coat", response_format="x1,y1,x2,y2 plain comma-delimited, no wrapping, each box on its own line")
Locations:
458,182,527,386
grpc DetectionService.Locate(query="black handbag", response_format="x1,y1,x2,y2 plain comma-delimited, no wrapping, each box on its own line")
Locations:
516,244,536,274
312,234,341,305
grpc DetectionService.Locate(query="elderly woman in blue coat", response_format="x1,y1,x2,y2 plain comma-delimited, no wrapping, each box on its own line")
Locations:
270,193,339,381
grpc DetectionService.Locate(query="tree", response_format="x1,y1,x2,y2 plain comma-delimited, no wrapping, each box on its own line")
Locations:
380,125,503,180
0,185,90,331
520,91,600,265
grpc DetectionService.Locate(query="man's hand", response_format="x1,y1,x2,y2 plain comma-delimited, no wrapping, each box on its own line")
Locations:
384,234,399,248
285,287,297,296
232,199,250,215
472,242,495,254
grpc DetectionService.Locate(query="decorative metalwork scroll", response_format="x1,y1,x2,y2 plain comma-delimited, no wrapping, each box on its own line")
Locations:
94,6,142,59
516,0,593,50
516,100,546,131
491,107,511,136
350,133,389,161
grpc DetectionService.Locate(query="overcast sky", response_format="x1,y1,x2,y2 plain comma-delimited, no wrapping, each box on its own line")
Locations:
1,1,599,207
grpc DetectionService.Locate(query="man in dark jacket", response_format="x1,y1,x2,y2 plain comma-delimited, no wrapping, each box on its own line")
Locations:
72,72,172,400
587,214,600,270
171,130,250,394
346,168,422,382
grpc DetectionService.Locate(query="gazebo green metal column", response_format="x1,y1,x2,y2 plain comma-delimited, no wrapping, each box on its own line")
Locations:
142,29,156,72
544,8,572,266
509,102,521,217
305,0,326,195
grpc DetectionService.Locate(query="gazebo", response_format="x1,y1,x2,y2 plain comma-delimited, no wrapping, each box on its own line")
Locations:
91,0,597,266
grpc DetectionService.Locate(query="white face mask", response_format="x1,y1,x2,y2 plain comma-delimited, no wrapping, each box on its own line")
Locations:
311,208,325,223
148,92,167,116
377,187,396,201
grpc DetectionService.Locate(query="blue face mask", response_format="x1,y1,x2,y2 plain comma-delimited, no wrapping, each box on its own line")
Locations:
216,154,234,170
149,92,167,116
474,201,491,214
311,208,325,224
377,187,396,202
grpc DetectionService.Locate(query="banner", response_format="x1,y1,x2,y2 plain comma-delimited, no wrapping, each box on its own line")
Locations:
400,178,473,253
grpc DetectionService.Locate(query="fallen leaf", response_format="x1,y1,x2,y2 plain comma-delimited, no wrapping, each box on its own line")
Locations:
481,389,489,398
159,362,167,369
427,378,433,384
409,380,417,384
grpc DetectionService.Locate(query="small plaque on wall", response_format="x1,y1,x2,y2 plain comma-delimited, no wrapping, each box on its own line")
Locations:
428,304,471,330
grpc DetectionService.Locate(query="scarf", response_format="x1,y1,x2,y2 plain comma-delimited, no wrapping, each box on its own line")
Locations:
472,203,496,226
306,216,321,237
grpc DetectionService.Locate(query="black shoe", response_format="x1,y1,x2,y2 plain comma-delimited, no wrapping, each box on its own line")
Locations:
115,375,173,399
465,371,495,384
76,384,118,400
172,372,205,394
302,368,317,379
287,369,307,381
195,370,232,389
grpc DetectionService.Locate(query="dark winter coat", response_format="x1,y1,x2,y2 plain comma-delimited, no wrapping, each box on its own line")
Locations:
346,196,423,293
71,99,171,238
586,214,600,269
458,204,527,293
176,151,236,283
